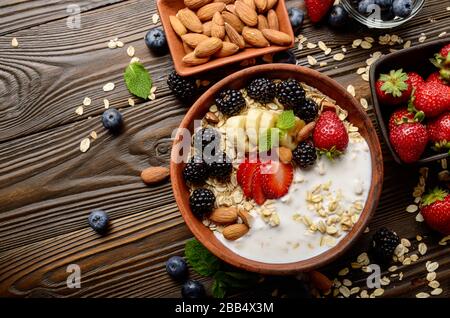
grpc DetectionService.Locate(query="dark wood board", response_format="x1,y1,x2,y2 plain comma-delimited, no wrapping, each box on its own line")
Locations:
0,0,449,298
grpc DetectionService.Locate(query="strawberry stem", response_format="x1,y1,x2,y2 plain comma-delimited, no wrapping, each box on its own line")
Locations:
422,187,448,206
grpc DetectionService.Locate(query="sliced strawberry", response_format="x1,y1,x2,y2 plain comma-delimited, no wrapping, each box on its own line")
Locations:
261,161,293,199
239,163,259,199
237,160,250,185
251,167,266,205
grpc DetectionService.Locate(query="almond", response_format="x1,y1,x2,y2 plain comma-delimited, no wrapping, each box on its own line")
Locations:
267,9,279,30
308,271,333,293
212,11,225,26
242,0,256,10
141,166,170,184
202,21,212,36
177,8,203,33
224,23,246,49
222,12,244,33
182,52,210,65
296,121,316,142
262,29,291,45
223,223,249,240
257,15,269,30
255,0,267,13
210,207,239,224
237,209,252,227
197,2,226,21
194,37,223,57
235,1,258,27
266,0,277,10
183,41,194,53
169,16,187,37
242,27,269,47
211,12,225,39
226,4,236,14
181,33,209,47
214,0,234,3
184,0,212,10
278,147,293,163
214,41,239,57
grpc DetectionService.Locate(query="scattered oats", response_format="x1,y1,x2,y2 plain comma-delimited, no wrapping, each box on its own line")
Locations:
439,235,450,245
364,227,370,233
418,33,427,43
401,238,411,247
149,86,157,100
80,138,91,153
108,40,117,49
307,42,317,49
416,235,423,241
426,272,436,281
362,73,369,82
103,82,115,92
75,106,84,115
130,57,140,64
428,280,440,289
319,61,328,67
298,43,304,50
83,97,92,106
360,98,368,109
402,257,411,265
90,131,98,140
318,41,327,51
339,286,351,298
333,53,345,61
380,277,390,286
357,67,366,75
431,288,443,296
361,41,372,49
103,99,110,109
403,40,411,49
427,262,439,272
324,48,332,55
352,39,362,47
418,242,427,255
364,36,375,43
338,267,350,276
343,279,352,287
128,98,135,106
416,292,430,298
447,7,450,11
350,287,360,294
11,37,19,47
416,212,424,222
373,288,384,297
388,265,398,272
360,290,369,298
116,41,124,48
347,85,356,97
152,13,160,24
127,46,135,57
410,254,419,262
307,55,317,66
406,204,418,213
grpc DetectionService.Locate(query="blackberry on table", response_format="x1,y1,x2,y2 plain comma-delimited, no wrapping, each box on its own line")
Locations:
193,128,221,154
167,70,197,100
246,78,277,103
294,98,319,123
371,227,400,263
183,156,209,184
189,188,215,218
292,141,317,168
215,89,246,116
205,152,232,180
276,79,306,109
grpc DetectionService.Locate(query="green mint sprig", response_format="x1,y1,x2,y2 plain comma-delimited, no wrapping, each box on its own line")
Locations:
124,62,152,99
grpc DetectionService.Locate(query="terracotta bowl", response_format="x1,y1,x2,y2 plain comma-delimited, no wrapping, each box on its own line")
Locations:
170,64,383,274
157,0,294,76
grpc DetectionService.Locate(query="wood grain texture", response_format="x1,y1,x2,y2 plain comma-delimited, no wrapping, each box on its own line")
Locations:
0,0,449,297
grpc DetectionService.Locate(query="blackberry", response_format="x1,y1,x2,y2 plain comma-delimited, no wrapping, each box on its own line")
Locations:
189,188,215,218
183,156,209,184
294,99,319,123
215,89,246,116
371,227,400,263
292,141,317,168
167,71,197,100
276,79,306,109
247,78,277,103
193,128,221,154
205,152,232,180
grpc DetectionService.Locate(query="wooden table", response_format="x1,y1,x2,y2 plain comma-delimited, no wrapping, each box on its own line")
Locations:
0,0,449,298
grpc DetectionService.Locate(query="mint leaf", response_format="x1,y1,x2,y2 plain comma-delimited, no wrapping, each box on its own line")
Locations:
185,239,221,276
124,62,152,99
276,110,296,131
212,278,226,298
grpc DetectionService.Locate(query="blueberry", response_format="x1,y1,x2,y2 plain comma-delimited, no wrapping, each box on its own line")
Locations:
273,50,296,64
181,280,206,299
88,210,109,234
166,256,188,280
288,7,304,35
145,27,168,55
102,108,123,133
328,5,349,28
375,0,393,9
358,0,376,14
392,0,412,18
381,7,395,20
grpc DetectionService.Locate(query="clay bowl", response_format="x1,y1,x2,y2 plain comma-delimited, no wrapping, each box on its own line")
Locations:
170,64,383,274
157,0,294,76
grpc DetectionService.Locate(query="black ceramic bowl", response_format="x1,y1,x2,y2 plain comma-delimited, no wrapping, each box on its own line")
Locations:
370,38,450,165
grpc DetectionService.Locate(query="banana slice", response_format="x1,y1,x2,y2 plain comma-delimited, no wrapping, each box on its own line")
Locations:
246,108,264,146
225,115,247,149
280,117,305,150
259,111,279,132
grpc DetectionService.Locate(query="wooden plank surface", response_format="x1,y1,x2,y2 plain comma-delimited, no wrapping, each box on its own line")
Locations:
0,0,449,298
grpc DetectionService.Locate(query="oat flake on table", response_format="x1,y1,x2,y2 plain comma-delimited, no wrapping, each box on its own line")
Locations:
11,37,19,47
103,82,115,92
80,138,91,153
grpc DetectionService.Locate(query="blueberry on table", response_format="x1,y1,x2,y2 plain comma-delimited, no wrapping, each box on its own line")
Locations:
166,256,188,280
272,50,297,65
181,280,206,299
392,0,412,18
102,108,123,133
288,7,304,35
328,5,349,28
88,210,109,234
145,27,168,55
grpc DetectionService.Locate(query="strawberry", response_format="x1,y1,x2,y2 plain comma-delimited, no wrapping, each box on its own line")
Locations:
406,72,425,90
412,82,450,118
421,188,450,235
389,122,428,163
375,69,412,106
388,108,415,131
440,43,450,59
427,113,450,150
313,111,349,158
431,43,450,80
261,161,293,199
426,72,448,86
251,166,266,205
304,0,333,23
238,162,259,198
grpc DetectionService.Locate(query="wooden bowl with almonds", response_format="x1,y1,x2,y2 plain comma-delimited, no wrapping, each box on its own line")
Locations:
170,64,384,274
157,0,295,76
